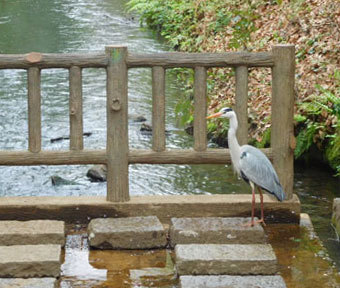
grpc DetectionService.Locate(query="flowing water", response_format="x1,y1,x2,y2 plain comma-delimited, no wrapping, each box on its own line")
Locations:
0,0,339,283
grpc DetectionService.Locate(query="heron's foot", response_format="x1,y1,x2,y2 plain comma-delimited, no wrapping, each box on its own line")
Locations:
242,219,266,227
242,221,255,227
256,218,266,227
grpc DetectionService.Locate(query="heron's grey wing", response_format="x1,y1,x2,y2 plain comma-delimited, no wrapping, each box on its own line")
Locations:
239,145,285,201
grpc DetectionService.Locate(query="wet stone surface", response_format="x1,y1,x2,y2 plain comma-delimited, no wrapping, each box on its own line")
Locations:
0,220,65,246
88,216,167,249
0,278,57,288
170,217,266,247
179,275,287,288
175,244,277,275
0,244,61,278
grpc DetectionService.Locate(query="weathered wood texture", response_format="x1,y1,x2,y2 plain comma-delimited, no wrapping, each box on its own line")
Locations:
106,46,129,202
152,66,166,152
0,150,106,165
27,67,41,153
0,52,274,69
0,195,300,224
235,66,248,145
0,45,296,209
127,52,274,68
194,67,207,151
0,52,108,69
271,45,295,200
69,66,83,150
0,148,273,165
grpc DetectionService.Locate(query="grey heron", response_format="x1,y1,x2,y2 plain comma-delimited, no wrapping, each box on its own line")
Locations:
207,107,285,226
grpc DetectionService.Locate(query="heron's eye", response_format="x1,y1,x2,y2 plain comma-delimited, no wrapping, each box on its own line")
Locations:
222,108,232,113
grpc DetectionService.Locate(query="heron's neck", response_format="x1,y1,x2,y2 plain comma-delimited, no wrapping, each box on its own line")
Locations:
228,113,241,174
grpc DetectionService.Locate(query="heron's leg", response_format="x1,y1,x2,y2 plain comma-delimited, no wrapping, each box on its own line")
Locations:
256,187,266,226
250,181,256,226
242,181,256,227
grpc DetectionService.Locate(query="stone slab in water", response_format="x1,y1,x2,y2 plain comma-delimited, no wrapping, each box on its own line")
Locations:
179,275,286,288
0,245,61,278
175,244,277,275
170,217,265,247
0,278,57,288
88,216,167,249
0,220,65,246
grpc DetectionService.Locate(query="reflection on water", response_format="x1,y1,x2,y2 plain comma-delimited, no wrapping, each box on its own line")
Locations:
61,225,340,288
267,224,340,288
61,231,177,288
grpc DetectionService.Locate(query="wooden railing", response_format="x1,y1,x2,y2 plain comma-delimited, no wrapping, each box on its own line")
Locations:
0,45,295,202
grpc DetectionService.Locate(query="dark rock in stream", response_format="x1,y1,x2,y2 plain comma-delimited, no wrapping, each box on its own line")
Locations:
130,115,147,123
50,132,92,143
51,175,79,186
87,165,107,182
140,123,171,136
140,123,153,134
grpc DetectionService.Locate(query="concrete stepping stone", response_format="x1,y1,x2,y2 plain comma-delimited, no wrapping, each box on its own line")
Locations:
88,216,167,249
179,275,287,288
0,278,57,288
0,220,65,246
0,244,61,278
175,244,277,275
170,217,265,247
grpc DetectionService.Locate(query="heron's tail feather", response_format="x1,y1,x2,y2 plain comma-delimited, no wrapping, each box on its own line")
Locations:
274,183,285,202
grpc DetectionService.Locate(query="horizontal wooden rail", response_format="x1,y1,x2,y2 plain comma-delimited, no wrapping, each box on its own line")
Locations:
127,52,274,68
0,51,274,69
0,53,108,69
0,150,107,165
0,148,272,166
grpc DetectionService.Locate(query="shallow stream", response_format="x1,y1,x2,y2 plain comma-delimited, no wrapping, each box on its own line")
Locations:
0,0,340,284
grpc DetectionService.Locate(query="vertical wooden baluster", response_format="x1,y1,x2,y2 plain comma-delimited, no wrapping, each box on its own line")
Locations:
152,66,166,152
271,45,295,200
194,66,207,151
106,46,129,202
69,66,83,150
235,66,248,146
28,67,41,153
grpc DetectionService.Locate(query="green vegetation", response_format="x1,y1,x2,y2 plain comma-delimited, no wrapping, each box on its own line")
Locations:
127,0,340,175
295,70,340,174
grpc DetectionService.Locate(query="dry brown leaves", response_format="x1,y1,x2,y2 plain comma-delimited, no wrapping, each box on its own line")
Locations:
196,0,340,141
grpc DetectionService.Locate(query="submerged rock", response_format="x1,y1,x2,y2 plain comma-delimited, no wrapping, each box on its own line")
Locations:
130,115,147,123
140,123,153,133
51,176,78,186
50,132,92,143
86,165,107,182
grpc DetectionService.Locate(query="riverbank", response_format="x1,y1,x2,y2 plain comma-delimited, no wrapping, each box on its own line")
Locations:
127,0,340,175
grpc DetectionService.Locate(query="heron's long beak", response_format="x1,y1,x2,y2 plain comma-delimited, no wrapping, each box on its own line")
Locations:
206,112,223,119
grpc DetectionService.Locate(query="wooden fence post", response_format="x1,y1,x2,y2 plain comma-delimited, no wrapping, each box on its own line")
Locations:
271,45,295,200
152,66,166,152
235,66,248,146
105,46,129,202
69,66,83,151
194,66,207,151
28,67,41,153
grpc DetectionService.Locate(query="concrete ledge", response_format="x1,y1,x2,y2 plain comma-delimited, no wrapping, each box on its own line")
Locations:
88,216,167,249
0,278,57,288
0,220,65,246
170,217,266,247
175,244,277,275
0,194,300,224
0,245,61,278
179,275,286,288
